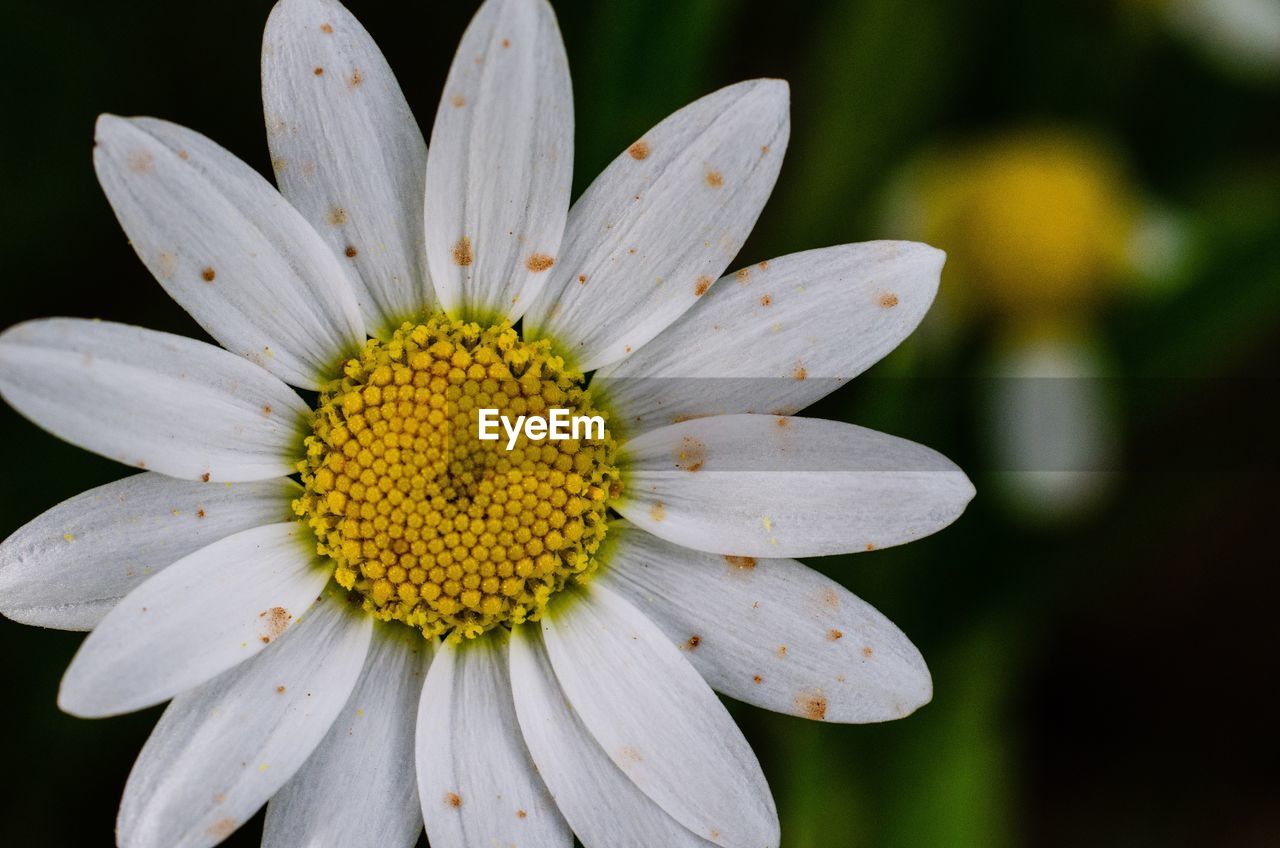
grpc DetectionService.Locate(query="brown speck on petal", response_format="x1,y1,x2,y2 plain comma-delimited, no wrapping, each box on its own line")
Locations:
349,69,364,88
258,607,291,644
828,629,844,641
694,276,712,296
207,819,238,839
619,746,643,765
201,267,216,283
445,792,462,808
761,145,770,154
526,252,555,272
760,294,772,306
865,543,876,551
649,501,666,522
328,206,348,226
684,634,702,650
628,140,650,160
196,509,206,519
735,268,751,284
862,645,875,658
796,690,828,721
276,685,286,694
320,22,333,34
793,365,808,381
345,245,359,258
127,151,154,173
724,555,756,569
577,274,587,284
502,38,511,48
821,587,840,608
262,405,272,416
704,170,724,188
676,435,705,472
753,675,763,684
451,94,466,108
452,236,474,266
879,292,899,308
777,645,788,658
758,260,770,270
178,149,189,160
201,472,211,483
313,67,324,76
516,809,527,819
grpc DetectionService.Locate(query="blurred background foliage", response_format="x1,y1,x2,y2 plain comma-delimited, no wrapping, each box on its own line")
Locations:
1,0,1278,845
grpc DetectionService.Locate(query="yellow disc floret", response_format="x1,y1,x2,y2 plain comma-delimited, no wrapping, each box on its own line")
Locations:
294,317,620,641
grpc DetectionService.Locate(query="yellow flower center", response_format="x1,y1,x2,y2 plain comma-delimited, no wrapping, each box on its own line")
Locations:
294,317,620,640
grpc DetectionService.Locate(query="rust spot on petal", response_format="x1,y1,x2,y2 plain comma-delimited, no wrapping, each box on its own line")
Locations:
127,151,154,173
821,587,840,608
207,819,237,839
760,294,772,306
516,809,527,819
694,276,712,296
320,23,333,34
577,274,587,284
796,690,828,720
313,67,324,76
879,292,899,308
676,436,705,472
445,792,462,808
628,140,650,160
828,629,844,641
276,685,286,694
451,94,466,108
328,206,348,226
724,555,756,569
349,69,364,88
865,543,876,551
684,634,702,650
201,472,211,483
345,245,359,258
452,236,474,266
649,501,666,522
753,674,763,684
705,170,724,188
793,365,808,381
758,260,770,270
777,645,788,658
862,645,875,657
196,509,205,519
526,252,555,272
735,268,751,284
619,746,643,765
201,267,216,283
502,38,511,48
258,607,291,644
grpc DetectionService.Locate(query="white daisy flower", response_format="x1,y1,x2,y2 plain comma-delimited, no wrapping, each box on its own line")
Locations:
0,1,975,846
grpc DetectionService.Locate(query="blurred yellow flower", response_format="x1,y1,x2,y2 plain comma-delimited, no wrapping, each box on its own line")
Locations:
899,130,1140,319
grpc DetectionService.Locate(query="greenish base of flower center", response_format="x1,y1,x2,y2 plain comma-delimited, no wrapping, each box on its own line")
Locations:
294,316,620,641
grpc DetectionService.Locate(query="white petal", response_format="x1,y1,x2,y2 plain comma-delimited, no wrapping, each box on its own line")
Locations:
93,114,364,387
262,0,432,336
423,0,573,321
117,591,371,848
524,79,789,372
0,319,310,481
616,414,974,557
595,242,944,432
58,522,329,718
598,522,932,723
541,582,778,848
263,623,433,848
416,629,570,848
0,474,297,631
510,623,719,848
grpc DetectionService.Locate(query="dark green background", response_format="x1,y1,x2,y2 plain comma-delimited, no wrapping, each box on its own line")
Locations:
2,1,1277,845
